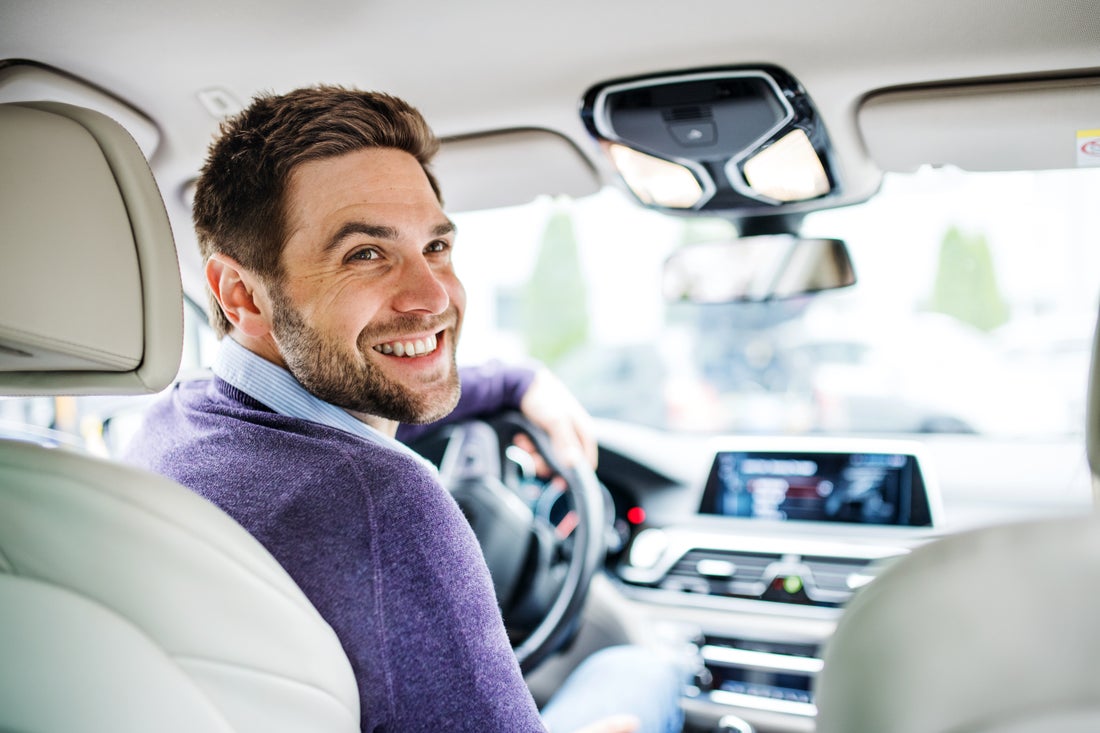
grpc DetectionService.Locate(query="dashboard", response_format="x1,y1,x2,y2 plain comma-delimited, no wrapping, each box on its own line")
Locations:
589,425,948,732
410,415,1088,732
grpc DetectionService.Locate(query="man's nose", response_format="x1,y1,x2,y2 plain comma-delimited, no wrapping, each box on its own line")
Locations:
392,256,450,315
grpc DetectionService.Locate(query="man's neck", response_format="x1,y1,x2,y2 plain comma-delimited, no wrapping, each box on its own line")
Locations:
345,408,399,437
231,332,285,370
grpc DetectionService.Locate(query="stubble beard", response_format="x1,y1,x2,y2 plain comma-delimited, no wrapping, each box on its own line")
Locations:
269,286,461,425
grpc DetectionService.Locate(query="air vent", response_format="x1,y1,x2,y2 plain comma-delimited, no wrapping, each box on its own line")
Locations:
699,635,821,717
651,548,879,607
801,555,875,594
660,549,779,597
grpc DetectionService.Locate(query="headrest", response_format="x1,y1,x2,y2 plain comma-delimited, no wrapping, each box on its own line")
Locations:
0,101,182,395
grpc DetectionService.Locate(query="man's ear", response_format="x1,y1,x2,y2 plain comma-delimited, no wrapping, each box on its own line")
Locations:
205,253,273,338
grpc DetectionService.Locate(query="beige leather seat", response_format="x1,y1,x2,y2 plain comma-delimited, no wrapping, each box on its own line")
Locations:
814,317,1100,731
0,101,359,732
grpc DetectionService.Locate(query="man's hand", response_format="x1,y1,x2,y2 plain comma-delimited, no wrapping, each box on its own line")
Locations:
519,367,598,470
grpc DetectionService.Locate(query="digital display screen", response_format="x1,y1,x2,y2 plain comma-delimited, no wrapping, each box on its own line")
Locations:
700,450,932,527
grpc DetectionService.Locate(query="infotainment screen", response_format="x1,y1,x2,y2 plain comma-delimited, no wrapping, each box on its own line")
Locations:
699,448,934,527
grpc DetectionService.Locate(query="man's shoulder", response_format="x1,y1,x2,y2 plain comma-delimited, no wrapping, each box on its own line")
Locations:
146,376,347,445
128,376,435,494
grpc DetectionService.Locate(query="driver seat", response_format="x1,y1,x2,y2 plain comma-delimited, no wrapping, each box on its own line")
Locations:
814,312,1100,732
0,101,359,731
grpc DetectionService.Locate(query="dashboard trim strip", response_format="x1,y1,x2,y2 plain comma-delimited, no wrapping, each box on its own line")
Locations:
706,689,818,717
701,644,824,675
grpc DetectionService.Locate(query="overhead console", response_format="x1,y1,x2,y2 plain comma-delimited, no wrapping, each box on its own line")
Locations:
579,66,852,215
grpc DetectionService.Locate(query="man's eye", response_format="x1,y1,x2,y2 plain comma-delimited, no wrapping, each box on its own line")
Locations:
349,247,378,261
426,240,449,254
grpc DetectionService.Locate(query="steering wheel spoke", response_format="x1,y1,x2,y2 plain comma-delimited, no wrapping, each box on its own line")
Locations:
411,412,606,672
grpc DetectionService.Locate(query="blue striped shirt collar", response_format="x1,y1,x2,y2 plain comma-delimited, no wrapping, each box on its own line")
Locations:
212,336,431,466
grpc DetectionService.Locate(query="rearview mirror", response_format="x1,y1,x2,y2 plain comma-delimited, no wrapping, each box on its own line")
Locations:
662,235,855,304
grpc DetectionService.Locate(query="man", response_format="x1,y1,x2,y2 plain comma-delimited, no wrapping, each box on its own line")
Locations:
125,86,682,732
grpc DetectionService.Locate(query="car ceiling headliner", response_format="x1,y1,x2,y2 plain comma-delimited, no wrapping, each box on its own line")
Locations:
4,0,1100,299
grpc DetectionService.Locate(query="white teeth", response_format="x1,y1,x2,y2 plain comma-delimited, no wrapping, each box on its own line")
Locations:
373,334,439,358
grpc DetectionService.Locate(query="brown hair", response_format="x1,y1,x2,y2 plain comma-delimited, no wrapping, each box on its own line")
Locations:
192,85,442,337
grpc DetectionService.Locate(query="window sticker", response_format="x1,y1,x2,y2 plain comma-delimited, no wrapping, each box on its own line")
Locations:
1078,129,1100,167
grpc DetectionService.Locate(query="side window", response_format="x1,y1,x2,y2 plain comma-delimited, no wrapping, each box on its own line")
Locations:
0,298,217,458
181,297,219,375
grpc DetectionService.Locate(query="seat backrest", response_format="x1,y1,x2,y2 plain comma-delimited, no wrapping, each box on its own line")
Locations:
814,311,1100,733
814,513,1100,733
0,100,359,732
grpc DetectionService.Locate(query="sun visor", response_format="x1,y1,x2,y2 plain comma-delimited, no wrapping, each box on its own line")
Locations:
432,128,600,212
859,76,1100,172
1089,306,1100,499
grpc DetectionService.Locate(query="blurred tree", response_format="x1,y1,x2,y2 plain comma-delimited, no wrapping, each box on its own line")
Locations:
927,226,1010,331
521,207,589,366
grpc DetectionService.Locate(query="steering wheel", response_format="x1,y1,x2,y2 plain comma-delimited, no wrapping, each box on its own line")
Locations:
408,412,606,673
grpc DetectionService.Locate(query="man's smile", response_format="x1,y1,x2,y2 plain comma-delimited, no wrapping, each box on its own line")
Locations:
371,331,441,358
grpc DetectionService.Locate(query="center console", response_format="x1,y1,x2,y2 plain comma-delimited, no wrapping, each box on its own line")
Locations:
614,438,941,731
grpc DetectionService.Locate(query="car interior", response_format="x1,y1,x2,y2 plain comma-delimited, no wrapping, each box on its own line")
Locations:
3,2,1100,732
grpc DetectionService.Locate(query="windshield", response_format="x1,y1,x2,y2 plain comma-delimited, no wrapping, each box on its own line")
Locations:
452,165,1100,438
3,165,1097,454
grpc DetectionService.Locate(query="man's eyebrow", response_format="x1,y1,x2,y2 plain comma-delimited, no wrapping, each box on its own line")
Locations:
324,222,398,253
323,220,456,253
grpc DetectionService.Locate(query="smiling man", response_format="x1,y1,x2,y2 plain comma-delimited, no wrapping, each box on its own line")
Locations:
125,86,682,733
207,145,465,431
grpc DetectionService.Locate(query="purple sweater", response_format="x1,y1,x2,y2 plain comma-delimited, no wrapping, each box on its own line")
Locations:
125,365,545,732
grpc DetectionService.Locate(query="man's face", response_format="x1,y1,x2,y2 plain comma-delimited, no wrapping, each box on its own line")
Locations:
268,147,465,425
